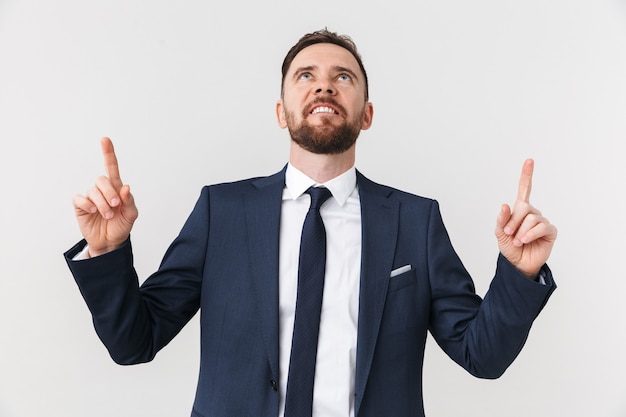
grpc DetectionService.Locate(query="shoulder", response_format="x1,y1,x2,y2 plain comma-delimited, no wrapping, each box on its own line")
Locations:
190,167,287,210
356,170,436,206
200,166,286,196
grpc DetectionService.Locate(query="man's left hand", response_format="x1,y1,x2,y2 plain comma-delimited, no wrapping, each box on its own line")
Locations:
495,159,558,279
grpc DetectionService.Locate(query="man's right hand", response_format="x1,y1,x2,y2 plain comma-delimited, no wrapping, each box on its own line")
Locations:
73,137,139,257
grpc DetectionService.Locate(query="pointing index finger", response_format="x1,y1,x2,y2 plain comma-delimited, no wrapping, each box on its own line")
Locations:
517,158,534,203
100,137,123,189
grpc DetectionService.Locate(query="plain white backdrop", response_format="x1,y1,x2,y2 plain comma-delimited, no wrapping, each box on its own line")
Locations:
1,0,625,416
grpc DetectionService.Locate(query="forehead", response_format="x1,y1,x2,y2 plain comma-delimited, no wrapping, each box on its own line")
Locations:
288,43,361,74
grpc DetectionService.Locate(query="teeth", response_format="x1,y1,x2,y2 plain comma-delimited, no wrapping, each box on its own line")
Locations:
311,106,336,114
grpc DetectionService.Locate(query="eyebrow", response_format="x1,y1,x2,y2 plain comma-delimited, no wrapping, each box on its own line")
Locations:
292,65,360,82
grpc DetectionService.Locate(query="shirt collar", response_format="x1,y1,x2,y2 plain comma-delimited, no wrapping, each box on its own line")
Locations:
285,163,357,207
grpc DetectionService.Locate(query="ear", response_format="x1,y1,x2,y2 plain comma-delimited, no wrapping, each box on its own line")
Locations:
276,100,287,129
360,102,374,130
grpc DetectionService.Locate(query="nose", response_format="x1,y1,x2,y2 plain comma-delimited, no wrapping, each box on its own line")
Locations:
314,78,335,95
315,87,334,95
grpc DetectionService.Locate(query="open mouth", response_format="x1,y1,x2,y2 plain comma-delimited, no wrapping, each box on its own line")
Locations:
310,105,339,115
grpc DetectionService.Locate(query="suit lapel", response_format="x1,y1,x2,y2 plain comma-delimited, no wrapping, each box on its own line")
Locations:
244,166,286,380
354,171,400,416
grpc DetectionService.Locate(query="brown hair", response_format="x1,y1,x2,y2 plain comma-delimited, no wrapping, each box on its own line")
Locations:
280,28,369,100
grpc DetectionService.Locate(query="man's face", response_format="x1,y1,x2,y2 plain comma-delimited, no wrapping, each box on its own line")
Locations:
276,43,373,155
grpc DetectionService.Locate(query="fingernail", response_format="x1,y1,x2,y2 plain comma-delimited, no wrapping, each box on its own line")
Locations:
513,239,522,247
504,227,513,235
104,211,114,219
111,198,120,206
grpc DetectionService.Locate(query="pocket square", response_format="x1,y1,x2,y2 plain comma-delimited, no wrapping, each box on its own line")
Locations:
390,264,411,277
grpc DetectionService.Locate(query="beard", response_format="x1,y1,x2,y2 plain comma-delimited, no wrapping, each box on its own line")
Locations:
285,102,363,155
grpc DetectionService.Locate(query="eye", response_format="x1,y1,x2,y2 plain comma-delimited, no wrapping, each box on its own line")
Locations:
337,73,352,82
298,72,313,81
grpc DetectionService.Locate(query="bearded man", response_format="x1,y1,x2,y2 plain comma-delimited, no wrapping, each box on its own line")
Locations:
65,29,557,417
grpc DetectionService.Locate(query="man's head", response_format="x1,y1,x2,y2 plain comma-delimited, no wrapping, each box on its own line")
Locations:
277,29,373,156
280,29,369,101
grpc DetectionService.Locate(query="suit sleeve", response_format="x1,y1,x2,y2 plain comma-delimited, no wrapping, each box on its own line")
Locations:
426,200,556,378
64,186,211,365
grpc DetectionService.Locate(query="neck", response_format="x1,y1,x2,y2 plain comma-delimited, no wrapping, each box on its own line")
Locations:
289,142,356,183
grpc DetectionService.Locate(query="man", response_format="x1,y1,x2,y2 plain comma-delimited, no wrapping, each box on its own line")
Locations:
65,29,557,417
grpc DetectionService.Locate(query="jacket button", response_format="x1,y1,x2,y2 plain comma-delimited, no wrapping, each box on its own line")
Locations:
269,380,278,391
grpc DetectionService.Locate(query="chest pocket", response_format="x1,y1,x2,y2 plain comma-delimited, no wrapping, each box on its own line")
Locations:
388,267,417,292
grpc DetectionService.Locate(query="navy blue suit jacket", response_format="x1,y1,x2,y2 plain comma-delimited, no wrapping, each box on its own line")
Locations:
65,167,555,417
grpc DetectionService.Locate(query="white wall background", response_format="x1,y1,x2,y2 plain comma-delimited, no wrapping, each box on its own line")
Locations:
1,0,625,416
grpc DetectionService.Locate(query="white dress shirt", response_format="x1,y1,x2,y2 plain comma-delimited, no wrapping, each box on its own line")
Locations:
278,163,361,417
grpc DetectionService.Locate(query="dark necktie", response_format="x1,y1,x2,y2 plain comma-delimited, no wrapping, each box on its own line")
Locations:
284,186,333,417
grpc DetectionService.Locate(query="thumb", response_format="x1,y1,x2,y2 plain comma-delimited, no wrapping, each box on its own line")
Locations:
495,204,511,237
119,184,139,222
